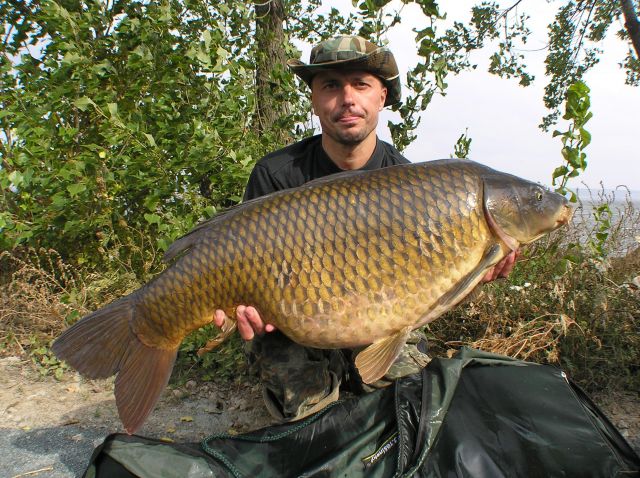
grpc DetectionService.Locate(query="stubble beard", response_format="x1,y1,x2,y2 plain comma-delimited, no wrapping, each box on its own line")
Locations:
331,127,371,145
328,115,377,146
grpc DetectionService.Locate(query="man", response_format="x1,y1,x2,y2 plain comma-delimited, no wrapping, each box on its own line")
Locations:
214,35,517,421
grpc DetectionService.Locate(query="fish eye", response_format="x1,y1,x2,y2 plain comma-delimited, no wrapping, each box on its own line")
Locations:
535,190,543,201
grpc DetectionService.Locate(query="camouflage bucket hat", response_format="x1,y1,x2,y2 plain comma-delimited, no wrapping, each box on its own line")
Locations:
287,35,401,107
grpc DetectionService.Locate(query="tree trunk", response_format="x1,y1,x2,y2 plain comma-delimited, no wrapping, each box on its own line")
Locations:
620,0,640,60
254,0,290,140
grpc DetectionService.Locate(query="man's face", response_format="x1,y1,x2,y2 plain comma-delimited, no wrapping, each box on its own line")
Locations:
311,70,387,146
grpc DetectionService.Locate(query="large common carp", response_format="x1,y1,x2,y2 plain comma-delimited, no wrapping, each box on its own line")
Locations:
53,159,573,433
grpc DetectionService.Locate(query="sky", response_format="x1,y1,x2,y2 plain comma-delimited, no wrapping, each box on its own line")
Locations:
299,0,640,192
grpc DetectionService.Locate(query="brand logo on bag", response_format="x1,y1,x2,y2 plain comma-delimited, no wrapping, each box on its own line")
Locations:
361,431,398,468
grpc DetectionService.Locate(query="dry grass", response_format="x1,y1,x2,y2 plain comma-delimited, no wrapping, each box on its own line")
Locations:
467,313,577,362
0,248,90,355
0,247,141,356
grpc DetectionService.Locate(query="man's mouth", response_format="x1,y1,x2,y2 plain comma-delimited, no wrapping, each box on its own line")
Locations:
336,113,363,124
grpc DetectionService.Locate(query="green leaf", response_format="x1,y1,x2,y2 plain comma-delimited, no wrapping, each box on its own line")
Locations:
144,133,156,147
62,51,83,65
67,183,86,197
107,103,119,119
8,171,24,187
196,47,211,66
144,213,161,225
552,165,568,179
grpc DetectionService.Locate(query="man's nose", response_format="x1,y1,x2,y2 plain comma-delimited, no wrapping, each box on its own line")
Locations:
340,85,355,105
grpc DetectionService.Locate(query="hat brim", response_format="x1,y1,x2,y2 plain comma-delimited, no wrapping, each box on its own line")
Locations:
287,48,401,107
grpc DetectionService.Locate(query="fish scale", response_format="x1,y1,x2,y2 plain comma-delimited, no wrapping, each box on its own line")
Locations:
176,161,491,348
53,159,573,433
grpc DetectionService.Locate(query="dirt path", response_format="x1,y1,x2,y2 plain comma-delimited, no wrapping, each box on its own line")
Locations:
1,356,638,477
1,356,274,477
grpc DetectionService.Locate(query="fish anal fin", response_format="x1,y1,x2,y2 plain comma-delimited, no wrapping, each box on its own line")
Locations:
115,341,177,435
355,326,413,384
197,317,238,356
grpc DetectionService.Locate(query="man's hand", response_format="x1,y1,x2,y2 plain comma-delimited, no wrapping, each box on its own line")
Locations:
482,249,520,283
214,306,276,341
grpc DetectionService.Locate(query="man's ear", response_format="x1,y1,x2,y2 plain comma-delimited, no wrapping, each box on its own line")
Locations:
380,87,387,110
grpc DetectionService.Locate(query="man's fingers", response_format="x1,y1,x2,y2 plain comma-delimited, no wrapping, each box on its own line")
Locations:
236,306,255,341
244,306,264,335
482,249,520,283
482,267,499,282
498,251,517,278
213,309,226,328
247,308,277,333
216,305,275,340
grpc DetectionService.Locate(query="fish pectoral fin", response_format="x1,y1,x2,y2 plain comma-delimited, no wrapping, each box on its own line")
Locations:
355,326,413,384
416,244,504,327
197,317,238,356
454,244,502,306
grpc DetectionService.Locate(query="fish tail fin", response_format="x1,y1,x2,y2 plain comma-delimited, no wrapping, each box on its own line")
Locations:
52,295,177,434
52,296,136,379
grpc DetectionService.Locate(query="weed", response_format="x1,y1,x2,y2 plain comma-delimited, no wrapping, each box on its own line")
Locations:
29,341,70,380
0,248,89,356
175,325,247,385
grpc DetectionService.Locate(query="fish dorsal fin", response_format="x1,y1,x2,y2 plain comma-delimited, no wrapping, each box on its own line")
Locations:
164,170,370,263
355,325,413,384
303,168,368,187
163,215,226,263
163,193,274,262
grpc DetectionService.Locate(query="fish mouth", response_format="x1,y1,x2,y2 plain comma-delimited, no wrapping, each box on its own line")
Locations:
555,204,576,226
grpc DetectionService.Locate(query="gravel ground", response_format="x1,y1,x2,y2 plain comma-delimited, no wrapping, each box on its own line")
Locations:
1,355,638,478
0,356,273,478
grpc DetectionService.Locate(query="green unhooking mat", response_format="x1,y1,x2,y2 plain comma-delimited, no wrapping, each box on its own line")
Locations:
83,348,640,477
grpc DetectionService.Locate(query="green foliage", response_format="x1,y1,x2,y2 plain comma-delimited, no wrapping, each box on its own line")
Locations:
175,325,247,383
587,203,612,257
552,81,592,201
542,0,638,128
0,0,306,273
29,339,70,380
451,129,472,159
3,1,637,271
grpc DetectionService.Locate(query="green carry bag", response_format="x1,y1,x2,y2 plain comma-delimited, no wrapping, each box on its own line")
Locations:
83,348,640,478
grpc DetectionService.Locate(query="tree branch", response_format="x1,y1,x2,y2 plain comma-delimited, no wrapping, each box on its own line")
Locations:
620,0,640,59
